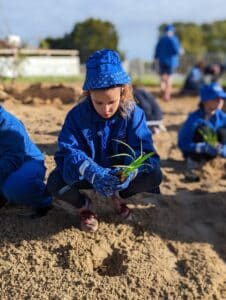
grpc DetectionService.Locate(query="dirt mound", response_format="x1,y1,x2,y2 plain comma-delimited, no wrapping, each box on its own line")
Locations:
202,157,226,180
2,83,83,105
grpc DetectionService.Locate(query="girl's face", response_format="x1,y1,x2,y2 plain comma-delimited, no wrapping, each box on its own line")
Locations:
90,87,121,119
203,98,224,115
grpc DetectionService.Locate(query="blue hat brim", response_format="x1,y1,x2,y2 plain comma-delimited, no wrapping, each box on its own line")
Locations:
83,71,131,90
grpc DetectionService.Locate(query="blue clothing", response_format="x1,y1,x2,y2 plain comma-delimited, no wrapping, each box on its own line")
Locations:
2,160,51,208
178,108,226,154
133,88,163,121
0,106,43,184
181,67,204,94
55,98,160,185
190,67,203,82
0,106,51,207
155,35,181,70
47,167,162,209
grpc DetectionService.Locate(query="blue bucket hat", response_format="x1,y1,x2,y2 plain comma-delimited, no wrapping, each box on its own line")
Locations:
200,82,226,102
165,24,175,33
83,48,131,90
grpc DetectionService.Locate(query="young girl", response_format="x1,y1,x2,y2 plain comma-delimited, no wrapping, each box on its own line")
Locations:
47,49,162,232
178,82,226,181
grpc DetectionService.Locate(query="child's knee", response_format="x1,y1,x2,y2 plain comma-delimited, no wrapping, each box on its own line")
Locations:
2,176,23,203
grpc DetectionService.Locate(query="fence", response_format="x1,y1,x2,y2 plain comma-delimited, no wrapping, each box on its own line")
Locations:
0,49,80,78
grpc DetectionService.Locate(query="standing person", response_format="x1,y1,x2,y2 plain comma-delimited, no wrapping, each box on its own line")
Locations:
154,24,181,101
178,82,226,182
47,49,162,232
0,106,52,217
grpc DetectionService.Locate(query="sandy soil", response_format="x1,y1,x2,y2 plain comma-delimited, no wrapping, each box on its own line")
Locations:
0,83,226,299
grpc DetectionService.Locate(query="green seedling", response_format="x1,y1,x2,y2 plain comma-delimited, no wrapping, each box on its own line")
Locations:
111,139,154,182
199,127,218,147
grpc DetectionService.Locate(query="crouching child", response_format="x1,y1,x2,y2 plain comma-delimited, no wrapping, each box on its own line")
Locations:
0,106,52,217
47,49,162,232
178,82,226,181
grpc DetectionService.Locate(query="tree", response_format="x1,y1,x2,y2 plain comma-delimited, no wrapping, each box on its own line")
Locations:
202,20,226,54
175,23,205,57
39,18,122,63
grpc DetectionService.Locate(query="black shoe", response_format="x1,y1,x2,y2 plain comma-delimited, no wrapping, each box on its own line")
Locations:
184,170,200,182
30,205,53,219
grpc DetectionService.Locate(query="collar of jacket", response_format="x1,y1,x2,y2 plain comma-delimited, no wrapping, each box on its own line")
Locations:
198,107,221,125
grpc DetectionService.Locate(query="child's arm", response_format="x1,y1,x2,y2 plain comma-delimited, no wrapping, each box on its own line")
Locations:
178,114,202,153
57,113,94,184
171,36,181,55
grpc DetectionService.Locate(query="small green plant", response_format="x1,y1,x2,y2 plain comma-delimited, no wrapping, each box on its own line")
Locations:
111,139,154,182
199,127,218,147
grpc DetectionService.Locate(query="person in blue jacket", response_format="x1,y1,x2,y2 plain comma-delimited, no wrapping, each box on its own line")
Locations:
47,49,162,232
178,82,226,181
132,85,165,134
0,106,52,217
180,61,205,96
154,24,181,101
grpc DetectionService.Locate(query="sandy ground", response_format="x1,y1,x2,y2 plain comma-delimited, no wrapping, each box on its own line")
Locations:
0,83,226,299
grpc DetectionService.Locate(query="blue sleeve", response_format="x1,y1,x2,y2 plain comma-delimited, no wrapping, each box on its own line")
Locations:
57,112,91,184
171,37,180,55
154,41,160,59
0,129,25,184
219,111,226,131
178,115,199,153
126,106,160,169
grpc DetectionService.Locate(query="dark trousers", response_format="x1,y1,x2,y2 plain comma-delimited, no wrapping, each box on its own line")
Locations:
47,167,162,209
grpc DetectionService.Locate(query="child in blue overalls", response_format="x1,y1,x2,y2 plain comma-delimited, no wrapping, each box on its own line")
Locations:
178,82,226,181
154,24,181,101
0,106,52,217
47,49,162,232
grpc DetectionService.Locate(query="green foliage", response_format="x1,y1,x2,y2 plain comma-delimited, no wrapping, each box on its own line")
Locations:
159,20,226,59
202,21,226,53
199,127,218,147
111,139,154,181
39,40,50,49
39,18,123,63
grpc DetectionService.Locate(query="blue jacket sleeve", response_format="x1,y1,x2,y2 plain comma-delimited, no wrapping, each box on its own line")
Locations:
171,36,180,55
154,41,160,59
126,106,160,170
178,115,200,153
0,129,25,185
57,112,92,184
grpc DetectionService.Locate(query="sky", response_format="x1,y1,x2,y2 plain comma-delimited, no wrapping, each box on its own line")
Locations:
0,0,226,60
